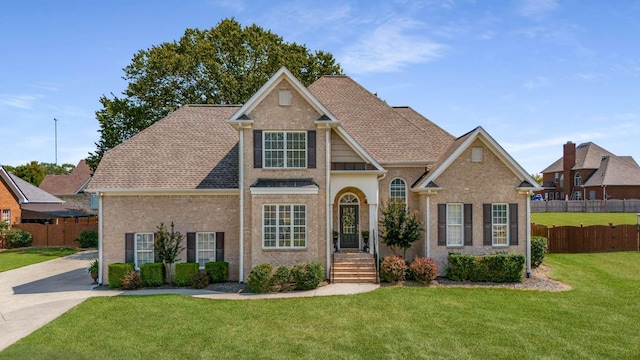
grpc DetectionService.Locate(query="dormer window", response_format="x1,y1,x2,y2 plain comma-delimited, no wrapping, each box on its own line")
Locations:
264,131,306,168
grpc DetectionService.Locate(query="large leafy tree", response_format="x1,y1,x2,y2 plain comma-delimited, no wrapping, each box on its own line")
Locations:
87,18,343,170
12,161,46,186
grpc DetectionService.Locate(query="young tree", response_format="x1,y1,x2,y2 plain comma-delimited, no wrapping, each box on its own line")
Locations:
379,200,423,258
87,18,343,170
154,222,185,286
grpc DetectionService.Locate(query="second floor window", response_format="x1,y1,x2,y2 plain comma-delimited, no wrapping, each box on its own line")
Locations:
574,172,582,186
264,131,306,168
389,178,407,204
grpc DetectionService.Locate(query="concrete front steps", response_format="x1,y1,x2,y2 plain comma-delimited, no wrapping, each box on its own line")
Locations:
331,252,377,284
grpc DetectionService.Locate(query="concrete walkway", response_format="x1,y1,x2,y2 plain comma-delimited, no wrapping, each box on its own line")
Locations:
0,250,378,351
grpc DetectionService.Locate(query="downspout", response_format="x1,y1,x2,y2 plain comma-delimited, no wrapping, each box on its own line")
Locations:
98,193,104,285
325,127,331,279
376,172,386,263
238,128,245,282
526,191,532,278
425,194,430,258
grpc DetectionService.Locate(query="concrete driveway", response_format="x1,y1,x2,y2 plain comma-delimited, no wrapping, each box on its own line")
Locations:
0,250,115,351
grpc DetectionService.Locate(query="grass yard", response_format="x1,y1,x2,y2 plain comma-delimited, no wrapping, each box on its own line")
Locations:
0,247,79,272
1,253,639,359
531,212,638,227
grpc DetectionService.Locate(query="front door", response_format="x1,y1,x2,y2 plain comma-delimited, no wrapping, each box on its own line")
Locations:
340,204,359,248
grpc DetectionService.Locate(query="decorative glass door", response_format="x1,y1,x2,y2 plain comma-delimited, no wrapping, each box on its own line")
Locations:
339,194,359,248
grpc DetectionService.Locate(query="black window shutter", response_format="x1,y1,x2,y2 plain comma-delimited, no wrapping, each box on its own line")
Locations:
437,204,446,246
307,130,316,169
153,233,160,262
253,130,262,168
464,204,473,246
509,203,518,245
215,232,225,261
483,204,492,245
187,232,196,263
125,233,134,263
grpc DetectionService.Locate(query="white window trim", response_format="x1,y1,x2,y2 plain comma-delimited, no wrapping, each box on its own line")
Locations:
446,203,464,247
134,233,154,270
389,178,407,206
262,204,307,249
196,232,216,269
1,209,10,225
491,203,509,246
263,131,307,169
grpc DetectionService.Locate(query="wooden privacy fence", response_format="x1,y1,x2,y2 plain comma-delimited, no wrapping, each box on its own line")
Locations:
531,223,640,253
14,221,98,247
531,199,640,213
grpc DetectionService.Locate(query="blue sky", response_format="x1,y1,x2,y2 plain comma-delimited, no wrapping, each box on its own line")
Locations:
1,0,639,175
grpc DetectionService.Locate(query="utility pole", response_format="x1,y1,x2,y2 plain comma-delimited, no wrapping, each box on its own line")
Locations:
54,118,58,165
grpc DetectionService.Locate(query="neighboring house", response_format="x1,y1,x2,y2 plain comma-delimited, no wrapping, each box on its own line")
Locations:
39,160,97,213
0,166,67,224
87,67,540,284
537,141,640,200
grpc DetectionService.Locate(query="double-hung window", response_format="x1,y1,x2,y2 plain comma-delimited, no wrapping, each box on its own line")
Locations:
134,233,154,269
1,209,10,225
264,131,306,168
491,204,508,246
389,178,407,205
196,232,216,269
263,204,306,248
446,204,464,246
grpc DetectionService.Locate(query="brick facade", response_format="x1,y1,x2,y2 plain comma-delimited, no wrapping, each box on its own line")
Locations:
0,177,21,225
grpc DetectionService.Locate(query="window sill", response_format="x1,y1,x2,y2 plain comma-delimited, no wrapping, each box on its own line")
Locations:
262,248,308,252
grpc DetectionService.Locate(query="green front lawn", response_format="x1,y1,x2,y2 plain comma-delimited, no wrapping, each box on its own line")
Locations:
531,212,638,227
0,247,79,272
2,252,639,359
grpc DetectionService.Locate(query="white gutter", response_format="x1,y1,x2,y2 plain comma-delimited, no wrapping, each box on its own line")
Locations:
239,129,245,282
325,127,331,279
425,195,430,258
98,193,104,285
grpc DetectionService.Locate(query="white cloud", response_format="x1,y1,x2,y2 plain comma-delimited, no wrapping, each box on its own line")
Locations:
340,19,448,74
519,0,559,19
523,76,551,89
0,94,39,110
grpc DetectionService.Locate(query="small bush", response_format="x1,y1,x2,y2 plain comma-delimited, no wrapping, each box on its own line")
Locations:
247,263,274,293
291,262,324,290
108,263,134,288
4,229,33,249
75,229,98,248
409,257,439,284
191,271,210,289
271,265,292,292
140,262,164,287
205,261,229,283
380,255,408,282
121,269,141,290
175,262,200,287
445,253,525,283
531,236,548,268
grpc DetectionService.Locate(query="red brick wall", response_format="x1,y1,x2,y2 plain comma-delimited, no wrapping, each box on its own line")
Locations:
0,178,21,224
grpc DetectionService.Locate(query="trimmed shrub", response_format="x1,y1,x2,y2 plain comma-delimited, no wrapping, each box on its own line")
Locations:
291,262,324,290
75,229,98,248
4,229,33,249
205,261,229,283
409,257,439,284
380,255,408,282
445,253,525,283
247,263,275,293
191,271,210,289
108,263,134,288
121,269,141,290
531,236,548,268
175,262,200,287
271,265,292,292
140,262,164,287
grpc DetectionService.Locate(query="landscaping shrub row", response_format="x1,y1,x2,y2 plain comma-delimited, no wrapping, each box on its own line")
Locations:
108,261,229,289
246,262,324,293
0,228,33,249
445,253,525,282
379,255,439,284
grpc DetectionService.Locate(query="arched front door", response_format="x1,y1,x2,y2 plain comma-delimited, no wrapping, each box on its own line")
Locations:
339,194,359,249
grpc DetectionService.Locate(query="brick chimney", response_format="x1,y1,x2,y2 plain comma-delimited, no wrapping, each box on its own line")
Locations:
563,141,576,197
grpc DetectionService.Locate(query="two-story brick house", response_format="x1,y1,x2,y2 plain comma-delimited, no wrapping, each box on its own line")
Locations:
538,141,640,200
87,67,540,284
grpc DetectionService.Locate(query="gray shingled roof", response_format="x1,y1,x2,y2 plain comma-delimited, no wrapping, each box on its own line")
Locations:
308,76,455,163
541,142,615,173
583,155,640,186
87,105,240,190
5,172,63,203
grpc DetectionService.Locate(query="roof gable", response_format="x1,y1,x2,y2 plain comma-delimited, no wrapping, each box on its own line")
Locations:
0,167,63,204
416,126,540,190
39,160,92,195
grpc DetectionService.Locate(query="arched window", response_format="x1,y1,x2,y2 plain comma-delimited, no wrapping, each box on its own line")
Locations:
574,172,582,186
339,193,359,205
389,178,407,204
